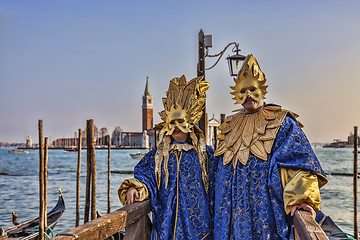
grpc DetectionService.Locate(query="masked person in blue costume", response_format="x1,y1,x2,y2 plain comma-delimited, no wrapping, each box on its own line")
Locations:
213,54,328,239
118,75,218,240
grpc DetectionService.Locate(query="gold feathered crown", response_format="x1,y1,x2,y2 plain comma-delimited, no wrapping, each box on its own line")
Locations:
230,54,268,104
156,75,210,132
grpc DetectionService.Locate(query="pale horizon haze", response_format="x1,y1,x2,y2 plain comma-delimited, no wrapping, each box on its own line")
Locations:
1,1,359,144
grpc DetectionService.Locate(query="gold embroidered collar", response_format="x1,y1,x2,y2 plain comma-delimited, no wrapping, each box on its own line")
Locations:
214,105,299,168
170,142,194,152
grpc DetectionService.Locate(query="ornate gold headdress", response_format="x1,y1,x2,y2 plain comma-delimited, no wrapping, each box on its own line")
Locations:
230,54,268,105
215,54,304,168
154,75,210,191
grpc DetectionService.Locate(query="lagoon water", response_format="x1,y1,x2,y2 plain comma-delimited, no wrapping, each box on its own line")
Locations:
0,147,358,235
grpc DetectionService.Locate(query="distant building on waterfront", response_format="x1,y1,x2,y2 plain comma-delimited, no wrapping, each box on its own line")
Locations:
323,139,348,148
207,115,220,148
122,78,155,148
53,137,77,148
98,127,109,146
348,132,360,145
112,126,122,146
142,77,153,132
53,130,86,148
121,131,148,148
323,132,360,148
26,136,32,148
94,125,98,143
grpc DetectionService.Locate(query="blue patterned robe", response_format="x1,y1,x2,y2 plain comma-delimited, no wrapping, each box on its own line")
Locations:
214,115,327,240
134,146,218,240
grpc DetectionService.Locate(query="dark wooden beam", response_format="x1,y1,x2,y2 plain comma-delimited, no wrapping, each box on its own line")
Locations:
293,209,328,240
53,200,151,240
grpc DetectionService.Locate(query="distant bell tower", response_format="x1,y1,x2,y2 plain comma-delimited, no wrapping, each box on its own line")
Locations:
142,77,153,131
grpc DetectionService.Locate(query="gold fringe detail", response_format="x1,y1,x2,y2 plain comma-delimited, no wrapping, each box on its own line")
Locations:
191,125,209,192
163,136,171,189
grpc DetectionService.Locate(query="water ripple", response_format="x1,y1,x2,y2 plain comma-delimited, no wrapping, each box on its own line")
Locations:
0,148,357,234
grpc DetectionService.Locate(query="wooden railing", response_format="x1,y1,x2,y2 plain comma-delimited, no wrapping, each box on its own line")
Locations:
54,205,327,240
294,210,328,240
53,200,151,240
52,205,327,240
1,201,329,240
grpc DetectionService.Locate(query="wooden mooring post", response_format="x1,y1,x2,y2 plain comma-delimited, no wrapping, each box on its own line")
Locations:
44,137,48,237
107,135,111,214
84,119,97,223
38,120,45,240
54,200,152,240
84,120,91,223
76,129,82,227
89,120,97,221
354,126,359,240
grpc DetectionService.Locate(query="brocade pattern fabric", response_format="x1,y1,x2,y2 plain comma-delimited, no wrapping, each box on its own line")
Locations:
134,146,218,240
214,116,327,240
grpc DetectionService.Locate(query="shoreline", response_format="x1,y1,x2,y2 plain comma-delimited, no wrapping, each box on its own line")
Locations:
5,146,149,150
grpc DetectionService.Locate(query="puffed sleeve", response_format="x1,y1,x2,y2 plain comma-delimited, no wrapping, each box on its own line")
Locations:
118,178,150,206
280,167,321,214
118,149,158,207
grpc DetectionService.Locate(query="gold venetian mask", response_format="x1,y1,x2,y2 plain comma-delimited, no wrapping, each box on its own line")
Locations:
164,104,191,135
230,54,268,105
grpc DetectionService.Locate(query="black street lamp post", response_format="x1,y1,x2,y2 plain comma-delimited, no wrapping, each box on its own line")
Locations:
197,29,246,138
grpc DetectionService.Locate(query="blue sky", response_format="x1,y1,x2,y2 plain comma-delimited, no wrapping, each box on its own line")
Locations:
1,0,359,143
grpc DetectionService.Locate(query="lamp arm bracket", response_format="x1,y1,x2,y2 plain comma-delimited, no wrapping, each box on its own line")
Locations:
205,42,239,71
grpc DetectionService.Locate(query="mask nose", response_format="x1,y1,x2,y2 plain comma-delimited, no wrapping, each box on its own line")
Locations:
246,90,251,96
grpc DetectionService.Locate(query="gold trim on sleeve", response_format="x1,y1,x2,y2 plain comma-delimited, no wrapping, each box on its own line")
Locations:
173,151,183,240
280,168,321,214
118,178,150,206
201,232,210,240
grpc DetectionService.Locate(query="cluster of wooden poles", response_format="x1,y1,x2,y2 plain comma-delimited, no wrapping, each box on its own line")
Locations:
38,119,112,239
79,119,112,226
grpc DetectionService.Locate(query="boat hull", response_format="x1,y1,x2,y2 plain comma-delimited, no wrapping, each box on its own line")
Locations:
5,190,65,240
129,152,146,159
